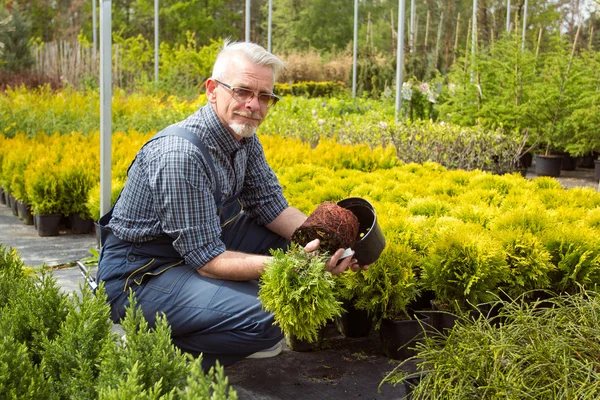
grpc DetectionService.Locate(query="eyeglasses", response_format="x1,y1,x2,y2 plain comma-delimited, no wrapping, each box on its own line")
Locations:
215,79,280,108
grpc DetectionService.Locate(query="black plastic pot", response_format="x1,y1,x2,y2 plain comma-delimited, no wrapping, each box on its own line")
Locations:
335,300,372,338
9,195,18,216
379,313,430,360
337,197,386,265
557,152,577,171
595,160,600,182
535,154,562,177
578,154,597,169
0,187,5,205
36,214,62,237
70,213,94,234
518,152,533,169
286,328,325,352
16,202,33,225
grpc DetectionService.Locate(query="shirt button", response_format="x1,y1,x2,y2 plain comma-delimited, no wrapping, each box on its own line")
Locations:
127,255,136,262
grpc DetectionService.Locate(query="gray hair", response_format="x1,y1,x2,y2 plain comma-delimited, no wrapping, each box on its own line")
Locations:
211,39,285,82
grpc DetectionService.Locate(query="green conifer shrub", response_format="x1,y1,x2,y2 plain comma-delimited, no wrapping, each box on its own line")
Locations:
258,244,342,342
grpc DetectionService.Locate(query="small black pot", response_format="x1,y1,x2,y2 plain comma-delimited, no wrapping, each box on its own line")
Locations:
594,160,600,182
337,197,386,265
70,213,94,234
285,328,325,352
16,202,33,225
0,187,5,205
379,313,430,360
335,300,372,338
10,196,18,216
36,214,62,237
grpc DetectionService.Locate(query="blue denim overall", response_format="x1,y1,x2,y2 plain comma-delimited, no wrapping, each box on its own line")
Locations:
97,126,288,370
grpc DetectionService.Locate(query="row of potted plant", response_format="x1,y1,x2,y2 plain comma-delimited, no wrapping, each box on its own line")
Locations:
272,161,600,344
0,133,99,235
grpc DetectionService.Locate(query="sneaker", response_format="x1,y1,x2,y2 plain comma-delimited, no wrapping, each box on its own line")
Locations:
246,339,284,359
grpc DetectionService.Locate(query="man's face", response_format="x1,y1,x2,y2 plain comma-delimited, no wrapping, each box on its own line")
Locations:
207,54,274,141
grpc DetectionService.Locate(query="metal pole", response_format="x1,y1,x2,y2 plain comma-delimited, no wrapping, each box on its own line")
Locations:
506,0,510,33
522,0,528,52
245,0,251,42
155,0,159,82
100,0,112,220
352,0,358,98
267,0,272,52
92,0,97,53
395,0,406,122
409,0,415,53
472,0,477,59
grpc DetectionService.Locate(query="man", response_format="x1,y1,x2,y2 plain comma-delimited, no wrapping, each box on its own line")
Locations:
97,40,362,370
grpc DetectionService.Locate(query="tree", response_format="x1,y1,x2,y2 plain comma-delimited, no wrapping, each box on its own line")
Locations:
0,5,34,72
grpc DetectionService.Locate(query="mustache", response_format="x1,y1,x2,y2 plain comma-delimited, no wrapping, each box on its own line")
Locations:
233,111,262,121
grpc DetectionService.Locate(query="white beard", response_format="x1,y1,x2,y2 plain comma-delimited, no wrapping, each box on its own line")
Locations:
229,122,257,138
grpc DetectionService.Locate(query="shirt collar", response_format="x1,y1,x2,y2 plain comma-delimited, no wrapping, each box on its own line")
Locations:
200,104,246,154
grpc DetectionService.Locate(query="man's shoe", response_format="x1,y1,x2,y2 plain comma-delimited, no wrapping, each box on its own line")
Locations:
246,339,284,359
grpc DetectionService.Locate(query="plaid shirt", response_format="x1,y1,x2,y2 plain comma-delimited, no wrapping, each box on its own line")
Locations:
109,104,288,268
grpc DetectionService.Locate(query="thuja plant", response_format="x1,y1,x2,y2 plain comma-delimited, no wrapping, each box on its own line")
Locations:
493,229,555,299
338,242,420,329
258,243,343,342
421,223,509,312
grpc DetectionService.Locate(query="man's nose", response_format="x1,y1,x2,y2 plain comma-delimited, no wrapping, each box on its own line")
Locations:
245,93,262,110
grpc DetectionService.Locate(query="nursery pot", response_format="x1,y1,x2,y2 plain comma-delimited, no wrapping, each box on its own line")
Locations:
594,160,600,182
429,300,459,332
70,213,94,234
336,197,386,265
0,187,5,205
535,154,562,177
334,300,372,338
557,152,577,171
518,152,533,169
36,214,62,237
9,195,18,216
578,154,597,169
16,202,33,225
285,329,325,352
379,313,430,360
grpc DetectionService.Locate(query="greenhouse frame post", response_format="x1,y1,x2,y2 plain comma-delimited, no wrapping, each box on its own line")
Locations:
155,0,159,82
395,0,406,122
506,0,511,33
100,0,112,219
352,0,358,98
522,0,528,52
92,0,97,53
245,0,251,41
267,0,272,52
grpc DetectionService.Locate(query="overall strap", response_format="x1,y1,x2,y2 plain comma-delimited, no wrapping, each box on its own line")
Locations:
99,125,223,239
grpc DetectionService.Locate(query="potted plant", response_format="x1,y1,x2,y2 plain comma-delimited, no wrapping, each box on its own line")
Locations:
421,223,509,331
343,242,424,360
24,157,64,236
258,243,343,351
527,31,584,177
61,160,96,234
